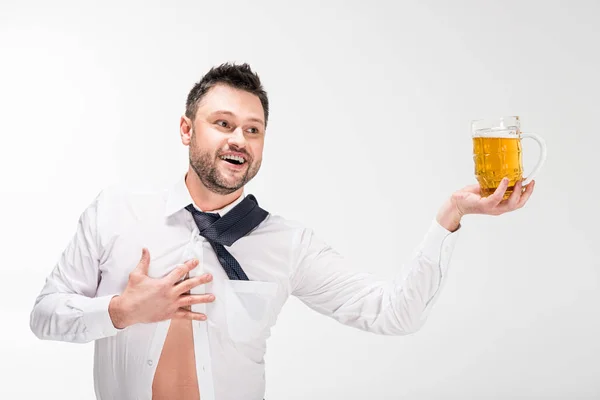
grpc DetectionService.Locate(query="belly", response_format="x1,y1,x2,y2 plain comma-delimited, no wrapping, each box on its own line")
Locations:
152,317,200,400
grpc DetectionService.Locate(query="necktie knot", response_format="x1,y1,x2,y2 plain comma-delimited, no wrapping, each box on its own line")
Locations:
183,195,269,281
185,205,220,232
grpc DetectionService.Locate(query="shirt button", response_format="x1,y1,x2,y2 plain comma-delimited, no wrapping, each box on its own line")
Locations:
147,360,153,366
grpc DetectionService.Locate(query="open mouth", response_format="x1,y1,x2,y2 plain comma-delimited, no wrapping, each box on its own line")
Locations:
219,154,247,166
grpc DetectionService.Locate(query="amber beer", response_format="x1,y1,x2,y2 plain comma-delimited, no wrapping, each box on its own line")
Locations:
471,116,547,200
473,136,523,199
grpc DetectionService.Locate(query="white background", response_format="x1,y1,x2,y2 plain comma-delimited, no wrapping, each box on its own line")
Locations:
1,0,599,398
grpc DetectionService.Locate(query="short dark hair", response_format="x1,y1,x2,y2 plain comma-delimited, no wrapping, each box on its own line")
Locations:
185,62,269,127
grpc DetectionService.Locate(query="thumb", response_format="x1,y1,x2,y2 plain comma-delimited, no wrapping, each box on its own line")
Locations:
136,248,151,275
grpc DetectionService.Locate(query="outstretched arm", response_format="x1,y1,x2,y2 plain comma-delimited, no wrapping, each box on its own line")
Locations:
291,178,535,335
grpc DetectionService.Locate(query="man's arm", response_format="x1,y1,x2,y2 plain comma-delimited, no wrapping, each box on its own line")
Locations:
291,178,535,335
290,214,459,335
29,189,123,343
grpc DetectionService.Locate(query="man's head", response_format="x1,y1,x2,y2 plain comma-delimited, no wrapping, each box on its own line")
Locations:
180,63,268,195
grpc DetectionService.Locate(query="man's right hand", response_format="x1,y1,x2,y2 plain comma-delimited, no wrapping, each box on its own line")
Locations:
108,248,215,329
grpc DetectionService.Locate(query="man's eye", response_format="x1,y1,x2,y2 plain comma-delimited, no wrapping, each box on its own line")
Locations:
247,127,259,134
216,120,229,128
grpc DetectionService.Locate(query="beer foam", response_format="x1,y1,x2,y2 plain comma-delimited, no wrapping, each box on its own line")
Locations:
473,127,519,138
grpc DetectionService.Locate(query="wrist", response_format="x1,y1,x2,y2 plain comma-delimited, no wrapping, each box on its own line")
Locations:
108,295,133,329
436,197,463,232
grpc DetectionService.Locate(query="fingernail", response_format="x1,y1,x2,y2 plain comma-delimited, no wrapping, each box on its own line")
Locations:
205,273,212,280
200,315,207,320
208,294,215,301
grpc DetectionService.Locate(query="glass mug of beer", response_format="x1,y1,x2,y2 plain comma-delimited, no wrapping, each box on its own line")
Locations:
472,116,547,199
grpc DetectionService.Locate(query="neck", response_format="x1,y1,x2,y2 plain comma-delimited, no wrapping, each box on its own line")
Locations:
185,166,243,212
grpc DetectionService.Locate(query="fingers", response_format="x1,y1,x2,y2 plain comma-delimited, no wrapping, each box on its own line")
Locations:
505,179,523,210
177,293,216,310
492,179,535,214
455,178,536,217
135,248,151,275
165,259,199,284
174,273,213,295
494,179,523,214
484,177,509,208
173,309,208,321
516,179,535,208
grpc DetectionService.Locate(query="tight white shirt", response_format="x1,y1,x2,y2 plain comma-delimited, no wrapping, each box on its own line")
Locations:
30,172,459,400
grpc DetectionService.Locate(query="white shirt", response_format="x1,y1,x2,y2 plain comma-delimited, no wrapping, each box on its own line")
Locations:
30,172,460,400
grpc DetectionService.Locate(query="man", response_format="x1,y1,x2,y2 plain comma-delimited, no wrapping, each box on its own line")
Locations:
30,63,535,400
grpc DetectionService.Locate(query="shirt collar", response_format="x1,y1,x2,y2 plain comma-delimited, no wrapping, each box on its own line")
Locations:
164,172,246,218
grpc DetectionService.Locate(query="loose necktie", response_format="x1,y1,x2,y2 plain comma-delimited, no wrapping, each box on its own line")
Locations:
184,194,268,280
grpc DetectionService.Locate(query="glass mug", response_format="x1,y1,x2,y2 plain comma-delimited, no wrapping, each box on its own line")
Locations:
472,116,547,200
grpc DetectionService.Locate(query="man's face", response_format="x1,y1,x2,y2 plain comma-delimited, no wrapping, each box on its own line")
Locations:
188,84,266,195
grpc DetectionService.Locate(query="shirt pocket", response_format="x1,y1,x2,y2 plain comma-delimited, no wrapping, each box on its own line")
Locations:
225,280,278,343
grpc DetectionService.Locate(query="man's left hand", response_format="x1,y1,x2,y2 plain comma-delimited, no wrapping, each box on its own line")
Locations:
436,178,536,232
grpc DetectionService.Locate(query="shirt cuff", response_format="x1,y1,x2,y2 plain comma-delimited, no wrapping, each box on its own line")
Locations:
80,294,125,338
418,219,460,277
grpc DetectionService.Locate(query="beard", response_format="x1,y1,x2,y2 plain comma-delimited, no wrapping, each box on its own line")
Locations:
189,132,261,195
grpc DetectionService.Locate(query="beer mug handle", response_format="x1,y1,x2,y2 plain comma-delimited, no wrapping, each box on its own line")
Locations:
520,132,547,185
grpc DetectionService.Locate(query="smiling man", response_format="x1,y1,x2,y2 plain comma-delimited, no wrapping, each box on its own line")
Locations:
186,81,266,201
30,62,535,400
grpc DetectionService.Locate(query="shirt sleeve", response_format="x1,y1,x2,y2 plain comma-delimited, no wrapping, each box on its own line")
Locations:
290,219,460,335
29,189,124,343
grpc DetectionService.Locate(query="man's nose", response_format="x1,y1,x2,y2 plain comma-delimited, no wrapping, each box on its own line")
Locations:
227,126,247,147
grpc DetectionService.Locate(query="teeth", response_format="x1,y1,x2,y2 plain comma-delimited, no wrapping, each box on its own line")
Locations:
220,154,246,163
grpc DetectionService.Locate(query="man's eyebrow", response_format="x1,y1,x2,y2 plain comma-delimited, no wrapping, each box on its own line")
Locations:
208,110,265,126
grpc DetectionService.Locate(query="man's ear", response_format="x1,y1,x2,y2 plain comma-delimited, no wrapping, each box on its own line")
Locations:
180,115,193,145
